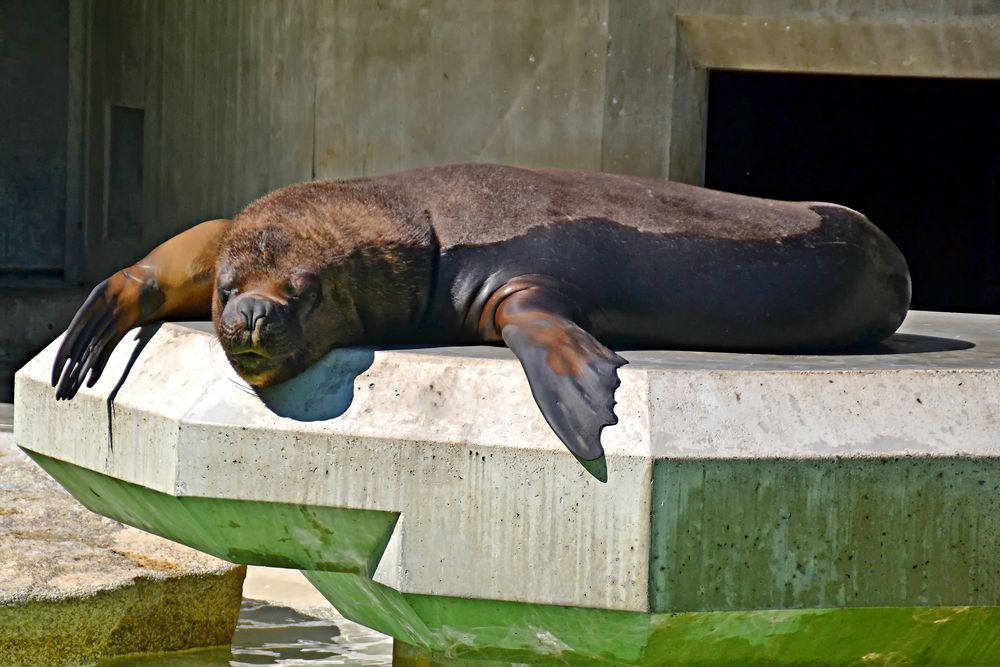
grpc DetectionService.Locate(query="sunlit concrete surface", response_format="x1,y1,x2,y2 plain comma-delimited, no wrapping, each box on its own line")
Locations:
0,428,245,667
13,311,1000,664
243,566,333,610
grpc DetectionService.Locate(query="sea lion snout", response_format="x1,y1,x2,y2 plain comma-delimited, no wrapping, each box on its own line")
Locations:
233,295,277,335
217,291,298,366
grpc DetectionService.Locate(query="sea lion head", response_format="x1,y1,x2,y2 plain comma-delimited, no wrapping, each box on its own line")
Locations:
212,224,362,387
212,183,434,388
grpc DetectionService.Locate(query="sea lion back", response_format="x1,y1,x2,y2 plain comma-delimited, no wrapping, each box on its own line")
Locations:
374,164,909,351
380,163,825,250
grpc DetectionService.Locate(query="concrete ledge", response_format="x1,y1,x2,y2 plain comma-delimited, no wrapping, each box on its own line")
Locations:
0,432,245,667
13,311,1000,664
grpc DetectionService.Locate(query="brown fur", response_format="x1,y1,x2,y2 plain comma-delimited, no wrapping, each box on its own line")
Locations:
212,180,436,386
375,163,824,248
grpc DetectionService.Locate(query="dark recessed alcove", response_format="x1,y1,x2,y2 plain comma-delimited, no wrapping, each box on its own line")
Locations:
705,71,1000,314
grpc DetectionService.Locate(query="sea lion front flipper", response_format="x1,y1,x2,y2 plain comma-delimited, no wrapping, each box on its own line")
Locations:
52,218,230,399
491,281,626,468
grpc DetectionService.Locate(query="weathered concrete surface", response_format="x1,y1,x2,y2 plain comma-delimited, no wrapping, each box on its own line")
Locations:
0,430,245,667
13,311,1000,663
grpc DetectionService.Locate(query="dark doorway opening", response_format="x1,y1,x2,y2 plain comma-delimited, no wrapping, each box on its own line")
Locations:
705,71,1000,314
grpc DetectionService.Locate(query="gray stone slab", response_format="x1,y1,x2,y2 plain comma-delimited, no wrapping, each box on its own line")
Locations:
0,431,245,667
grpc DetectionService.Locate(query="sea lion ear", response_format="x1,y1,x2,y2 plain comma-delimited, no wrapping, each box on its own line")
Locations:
492,283,626,481
216,266,236,290
289,269,323,317
289,269,321,297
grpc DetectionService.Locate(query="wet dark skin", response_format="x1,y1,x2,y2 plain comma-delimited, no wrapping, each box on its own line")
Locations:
52,164,911,479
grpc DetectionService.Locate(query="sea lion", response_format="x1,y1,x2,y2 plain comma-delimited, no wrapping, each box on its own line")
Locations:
51,163,911,472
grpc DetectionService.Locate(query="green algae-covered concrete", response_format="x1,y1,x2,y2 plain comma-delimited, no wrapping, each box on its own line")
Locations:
14,312,1000,664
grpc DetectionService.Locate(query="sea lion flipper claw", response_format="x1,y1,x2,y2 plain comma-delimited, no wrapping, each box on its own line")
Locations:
52,274,144,399
493,284,626,470
52,218,229,400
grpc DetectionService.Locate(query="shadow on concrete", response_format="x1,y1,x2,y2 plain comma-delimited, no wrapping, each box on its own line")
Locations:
249,335,974,424
257,347,376,422
827,333,975,356
107,323,162,451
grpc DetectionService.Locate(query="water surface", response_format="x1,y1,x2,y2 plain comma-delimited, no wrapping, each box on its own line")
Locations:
97,599,392,666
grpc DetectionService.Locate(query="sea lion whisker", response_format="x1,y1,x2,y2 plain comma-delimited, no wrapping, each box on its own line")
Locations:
226,377,260,398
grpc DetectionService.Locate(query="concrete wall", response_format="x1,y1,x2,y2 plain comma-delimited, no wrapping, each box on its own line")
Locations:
74,0,617,281
10,0,999,258
0,1,68,275
69,0,1000,281
0,1,74,401
4,0,999,400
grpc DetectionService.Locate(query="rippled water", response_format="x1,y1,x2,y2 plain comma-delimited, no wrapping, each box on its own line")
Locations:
96,599,392,666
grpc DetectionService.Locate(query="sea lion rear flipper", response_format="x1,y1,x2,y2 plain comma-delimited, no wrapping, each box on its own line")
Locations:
52,218,230,399
492,283,626,473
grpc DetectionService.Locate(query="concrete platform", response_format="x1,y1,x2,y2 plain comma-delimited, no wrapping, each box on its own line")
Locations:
13,311,1000,664
0,429,245,667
